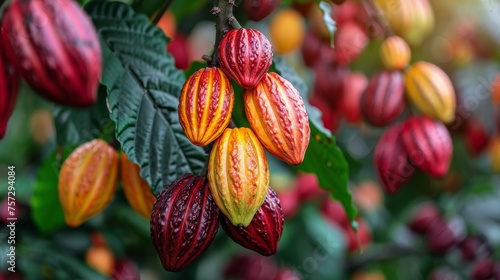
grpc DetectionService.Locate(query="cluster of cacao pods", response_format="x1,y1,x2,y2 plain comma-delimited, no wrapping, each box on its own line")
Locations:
152,25,310,271
58,139,157,227
407,202,500,279
0,0,102,140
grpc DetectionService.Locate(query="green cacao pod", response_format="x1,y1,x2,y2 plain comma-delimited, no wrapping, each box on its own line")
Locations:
208,128,270,227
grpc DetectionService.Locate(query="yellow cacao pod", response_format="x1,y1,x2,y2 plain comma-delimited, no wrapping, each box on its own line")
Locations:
244,72,310,166
405,0,434,46
380,36,411,70
404,61,456,123
119,153,157,219
58,139,118,227
179,67,234,146
208,127,269,227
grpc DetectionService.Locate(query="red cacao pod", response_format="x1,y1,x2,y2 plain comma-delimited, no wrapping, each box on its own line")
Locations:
179,67,234,146
273,268,301,280
276,188,299,219
150,174,219,272
320,198,349,228
465,120,489,157
374,123,415,194
471,259,494,280
208,128,270,227
459,236,492,261
313,62,349,104
294,173,326,202
301,31,322,67
1,0,101,107
223,253,279,280
218,28,273,88
244,0,281,22
58,139,118,227
360,71,405,127
220,187,284,256
334,22,369,65
401,116,452,178
309,95,341,133
111,259,140,280
167,34,191,70
426,219,457,254
408,202,441,234
245,72,310,165
341,72,368,124
0,41,19,139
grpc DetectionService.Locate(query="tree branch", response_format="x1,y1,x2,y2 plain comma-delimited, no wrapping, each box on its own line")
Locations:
152,0,175,25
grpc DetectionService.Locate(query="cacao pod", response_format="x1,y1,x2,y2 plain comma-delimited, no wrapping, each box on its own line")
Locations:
223,253,279,280
1,0,101,107
361,71,405,127
491,74,500,105
178,67,234,146
150,174,219,272
460,236,493,261
220,187,284,256
489,136,500,174
301,31,322,67
345,218,372,253
404,61,456,123
408,202,441,234
244,0,281,22
270,8,305,54
320,198,349,228
380,36,411,70
334,22,369,65
401,116,452,178
244,72,310,165
85,244,115,277
471,259,494,280
309,95,341,133
374,123,414,194
426,219,457,254
313,62,349,104
218,28,272,88
58,139,118,227
208,128,269,227
112,259,140,280
341,72,368,124
274,268,301,280
405,0,435,46
0,40,19,139
465,120,489,157
119,153,156,219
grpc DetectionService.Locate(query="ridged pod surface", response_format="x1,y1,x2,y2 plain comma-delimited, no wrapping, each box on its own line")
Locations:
401,116,452,178
58,139,118,227
405,61,456,123
374,123,414,194
220,187,284,256
208,128,270,227
380,36,411,70
150,174,219,272
244,73,310,165
218,28,273,88
244,0,281,22
360,71,405,127
334,22,369,65
119,153,157,219
1,0,101,107
179,67,234,146
0,42,19,139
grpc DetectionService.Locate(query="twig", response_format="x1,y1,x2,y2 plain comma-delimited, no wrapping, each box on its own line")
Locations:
208,0,242,67
152,0,175,25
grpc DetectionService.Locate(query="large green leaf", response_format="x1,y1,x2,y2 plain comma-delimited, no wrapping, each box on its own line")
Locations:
273,57,358,226
86,1,206,195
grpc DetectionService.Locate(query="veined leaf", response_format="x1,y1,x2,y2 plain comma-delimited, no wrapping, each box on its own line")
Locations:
85,1,206,195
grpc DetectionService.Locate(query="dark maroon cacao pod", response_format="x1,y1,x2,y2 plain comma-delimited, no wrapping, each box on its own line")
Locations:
465,120,489,156
471,259,494,280
0,40,19,139
360,71,405,127
459,235,493,261
218,28,273,88
401,116,453,178
426,219,457,254
244,0,281,22
374,123,415,194
1,0,101,108
313,62,349,104
111,259,140,280
408,202,441,234
220,187,284,256
150,174,219,272
223,253,279,280
301,31,322,67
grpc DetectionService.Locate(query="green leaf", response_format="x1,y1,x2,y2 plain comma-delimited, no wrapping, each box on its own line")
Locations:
30,148,74,234
273,56,358,227
86,1,206,195
53,87,114,146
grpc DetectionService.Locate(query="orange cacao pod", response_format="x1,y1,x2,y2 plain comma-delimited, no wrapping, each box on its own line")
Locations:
244,72,310,165
404,61,456,123
58,139,118,227
1,0,101,107
86,244,115,277
178,67,234,146
208,128,270,227
218,28,273,88
119,153,156,219
380,36,411,70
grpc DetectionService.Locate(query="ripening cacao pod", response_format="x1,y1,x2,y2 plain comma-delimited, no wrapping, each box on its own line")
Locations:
408,202,441,234
208,128,270,227
426,219,458,254
244,73,310,165
301,31,322,67
313,62,349,104
119,153,156,219
374,123,415,194
1,0,101,107
0,42,19,139
218,28,272,88
341,72,368,124
465,120,489,157
220,187,284,256
380,36,411,70
270,8,305,54
405,0,435,46
58,139,118,227
179,67,234,146
244,0,280,22
404,61,456,123
334,22,369,65
471,259,494,280
401,116,452,178
460,236,493,261
361,71,405,127
85,244,115,276
150,174,219,272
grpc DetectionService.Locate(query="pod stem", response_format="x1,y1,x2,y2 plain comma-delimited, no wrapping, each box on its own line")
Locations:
152,0,175,25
